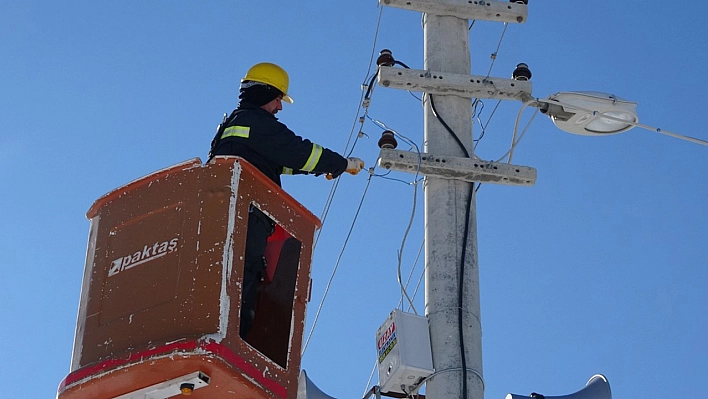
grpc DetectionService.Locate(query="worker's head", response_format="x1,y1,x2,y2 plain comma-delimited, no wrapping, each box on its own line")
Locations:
239,62,293,112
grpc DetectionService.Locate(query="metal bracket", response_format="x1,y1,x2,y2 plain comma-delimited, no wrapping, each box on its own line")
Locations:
378,66,533,102
379,0,528,23
378,149,536,186
113,371,210,399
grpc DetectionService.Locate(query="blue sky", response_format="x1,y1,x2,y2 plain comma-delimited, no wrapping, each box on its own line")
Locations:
1,1,707,399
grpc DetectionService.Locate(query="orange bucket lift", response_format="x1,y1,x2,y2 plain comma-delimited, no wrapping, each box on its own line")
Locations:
56,157,320,399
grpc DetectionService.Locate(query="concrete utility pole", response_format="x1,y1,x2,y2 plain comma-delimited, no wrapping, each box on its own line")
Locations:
422,12,482,399
377,2,532,399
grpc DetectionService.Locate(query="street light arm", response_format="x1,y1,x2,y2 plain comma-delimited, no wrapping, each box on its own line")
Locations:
632,122,708,147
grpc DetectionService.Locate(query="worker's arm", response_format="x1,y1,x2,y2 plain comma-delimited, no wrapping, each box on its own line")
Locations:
253,119,350,177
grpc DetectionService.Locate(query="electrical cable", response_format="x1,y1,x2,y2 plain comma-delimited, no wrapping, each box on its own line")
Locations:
312,6,384,253
408,366,485,397
471,20,511,151
473,19,510,149
307,4,385,357
472,99,484,142
509,109,538,162
314,176,340,250
397,238,425,312
428,95,470,158
409,244,426,306
364,6,386,89
302,171,374,357
396,168,421,315
485,22,509,79
357,116,425,395
496,102,538,163
315,4,384,248
363,71,379,109
428,93,475,399
365,114,423,313
362,362,378,399
476,99,502,146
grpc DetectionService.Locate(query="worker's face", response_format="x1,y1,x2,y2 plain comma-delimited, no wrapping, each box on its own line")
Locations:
261,95,283,115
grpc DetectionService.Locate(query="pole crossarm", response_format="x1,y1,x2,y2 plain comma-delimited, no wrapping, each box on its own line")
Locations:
378,149,537,186
378,66,533,102
379,0,528,23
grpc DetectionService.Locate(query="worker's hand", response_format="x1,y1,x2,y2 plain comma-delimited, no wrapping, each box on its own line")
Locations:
324,157,365,179
345,157,364,175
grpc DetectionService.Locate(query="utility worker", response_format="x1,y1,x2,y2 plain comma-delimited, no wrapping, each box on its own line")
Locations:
209,62,364,338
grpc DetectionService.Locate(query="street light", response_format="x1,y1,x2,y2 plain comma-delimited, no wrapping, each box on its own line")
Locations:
536,91,708,147
539,91,637,136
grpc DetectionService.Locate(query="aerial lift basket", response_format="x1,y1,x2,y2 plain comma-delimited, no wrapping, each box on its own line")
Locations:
57,157,320,399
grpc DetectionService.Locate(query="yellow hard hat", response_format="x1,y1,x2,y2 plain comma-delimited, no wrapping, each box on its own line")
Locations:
242,62,293,103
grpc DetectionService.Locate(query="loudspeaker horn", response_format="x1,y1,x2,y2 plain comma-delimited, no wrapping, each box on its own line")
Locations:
506,374,611,399
297,369,338,399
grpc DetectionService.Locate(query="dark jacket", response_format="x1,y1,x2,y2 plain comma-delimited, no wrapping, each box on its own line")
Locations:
211,103,347,186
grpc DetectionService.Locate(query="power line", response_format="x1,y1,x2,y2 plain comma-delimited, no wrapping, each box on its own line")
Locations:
314,4,385,248
302,172,375,357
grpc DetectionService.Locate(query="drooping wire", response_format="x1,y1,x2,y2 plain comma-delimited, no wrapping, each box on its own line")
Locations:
397,238,426,312
394,154,421,315
366,115,423,313
495,101,538,163
473,99,503,150
472,99,484,141
302,172,374,357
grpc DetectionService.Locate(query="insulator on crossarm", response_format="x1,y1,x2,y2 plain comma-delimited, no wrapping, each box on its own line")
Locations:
512,62,532,81
376,49,395,67
378,130,398,149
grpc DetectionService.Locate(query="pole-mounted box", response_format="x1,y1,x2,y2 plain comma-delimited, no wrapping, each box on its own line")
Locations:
376,309,433,394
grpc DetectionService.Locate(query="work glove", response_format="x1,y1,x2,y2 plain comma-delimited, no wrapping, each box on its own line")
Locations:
345,157,364,175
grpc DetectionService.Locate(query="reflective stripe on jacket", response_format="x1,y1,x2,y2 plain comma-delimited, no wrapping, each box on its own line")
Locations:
210,103,347,186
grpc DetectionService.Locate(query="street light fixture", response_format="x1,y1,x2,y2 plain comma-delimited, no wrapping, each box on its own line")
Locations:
538,91,637,136
536,91,708,147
